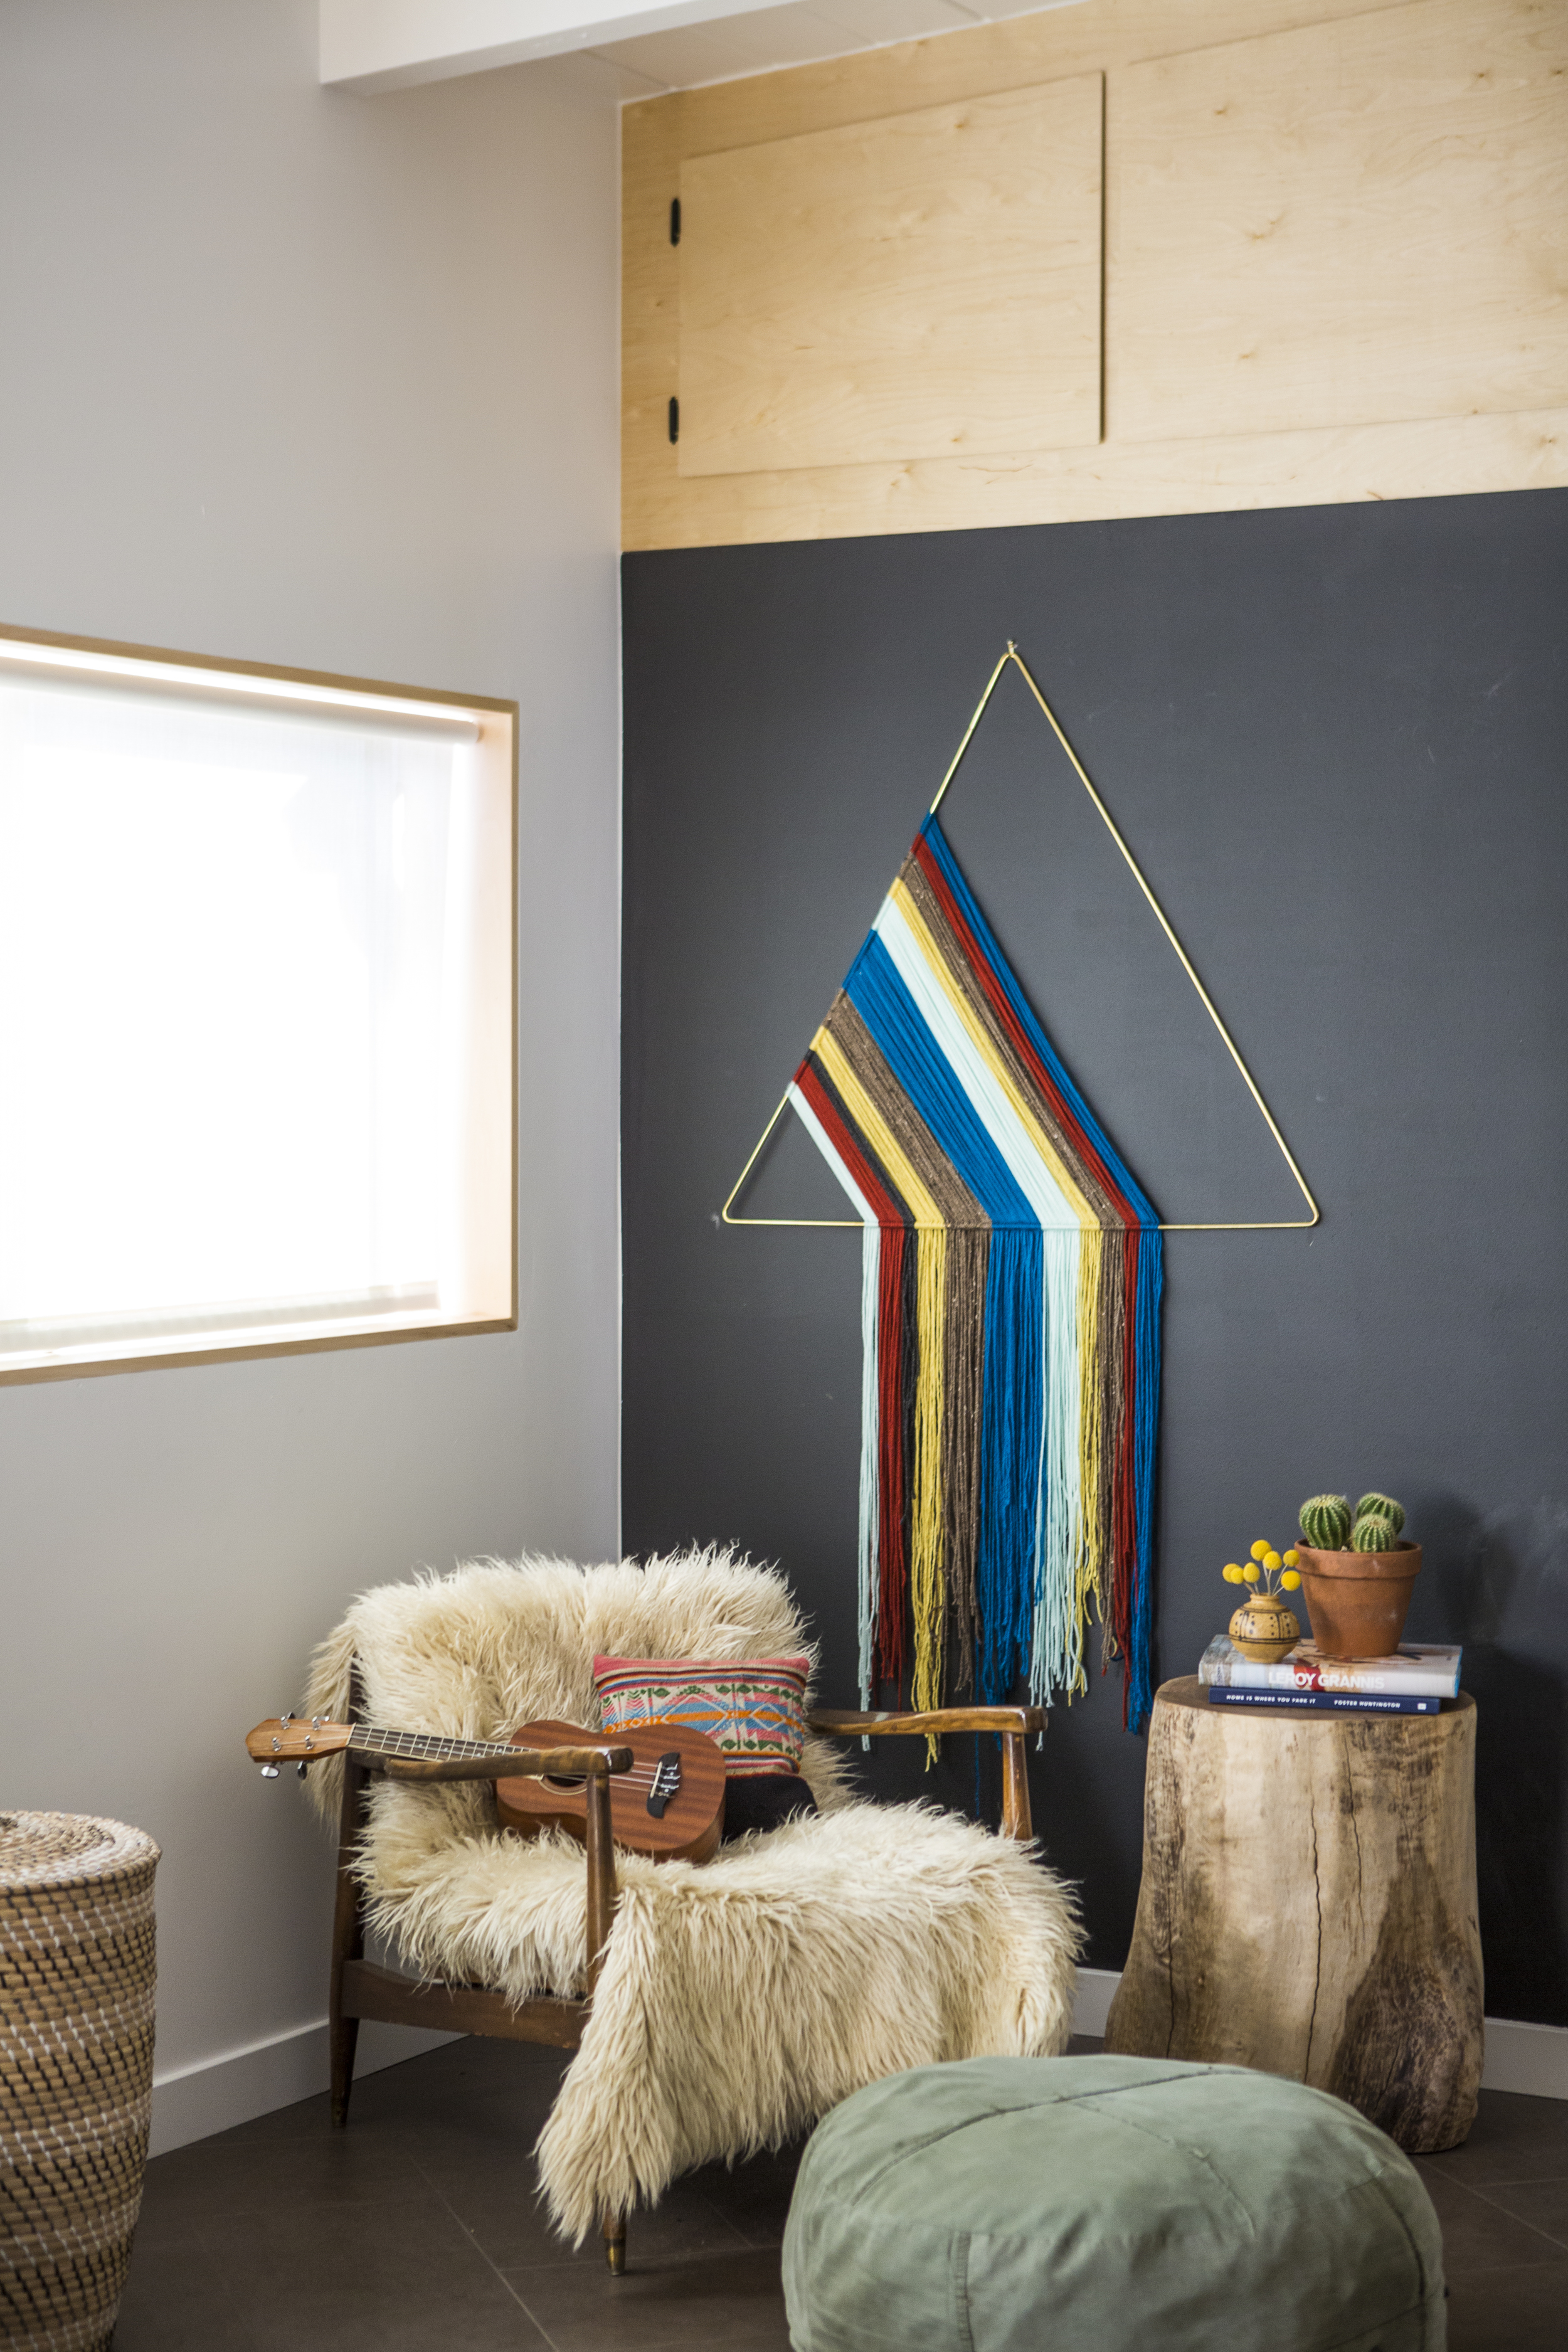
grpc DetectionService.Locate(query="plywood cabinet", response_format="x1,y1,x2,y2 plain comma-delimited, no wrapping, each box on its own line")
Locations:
626,0,1568,548
1110,0,1568,444
677,77,1103,476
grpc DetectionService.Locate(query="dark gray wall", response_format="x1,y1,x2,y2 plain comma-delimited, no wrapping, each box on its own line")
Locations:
621,491,1568,2025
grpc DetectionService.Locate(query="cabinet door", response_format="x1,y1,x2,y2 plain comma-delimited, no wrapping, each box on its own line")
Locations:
1109,0,1568,444
677,75,1103,479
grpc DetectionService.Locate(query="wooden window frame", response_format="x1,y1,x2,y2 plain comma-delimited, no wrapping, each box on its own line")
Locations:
0,622,519,1385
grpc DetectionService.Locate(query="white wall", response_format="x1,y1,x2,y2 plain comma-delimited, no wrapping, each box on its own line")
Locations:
0,0,623,2139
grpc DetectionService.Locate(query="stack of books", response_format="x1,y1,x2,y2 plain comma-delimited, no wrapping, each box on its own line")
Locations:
1199,1637,1461,1715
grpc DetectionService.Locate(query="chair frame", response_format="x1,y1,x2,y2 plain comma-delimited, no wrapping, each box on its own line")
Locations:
328,1661,1044,2273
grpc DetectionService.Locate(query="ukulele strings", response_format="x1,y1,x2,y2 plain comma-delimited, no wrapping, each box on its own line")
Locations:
354,1725,520,1761
353,1723,685,1791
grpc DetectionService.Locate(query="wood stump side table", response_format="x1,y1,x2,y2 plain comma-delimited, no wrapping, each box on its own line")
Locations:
1104,1678,1482,2153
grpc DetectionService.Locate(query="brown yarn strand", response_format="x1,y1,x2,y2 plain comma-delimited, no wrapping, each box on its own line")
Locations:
1099,1233,1130,1666
800,1037,916,1682
941,1226,988,1694
901,853,1136,1661
900,858,1121,1228
813,886,1146,1710
824,995,993,1702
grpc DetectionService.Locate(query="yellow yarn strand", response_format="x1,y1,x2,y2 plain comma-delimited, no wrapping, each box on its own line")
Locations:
889,879,1098,1231
812,1025,948,1761
892,874,1108,1708
1073,1229,1108,1693
810,1028,945,1229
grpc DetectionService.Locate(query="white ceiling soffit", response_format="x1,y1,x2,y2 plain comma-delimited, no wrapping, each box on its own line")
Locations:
319,0,1089,96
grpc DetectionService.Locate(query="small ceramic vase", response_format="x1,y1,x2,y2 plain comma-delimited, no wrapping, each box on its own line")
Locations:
1227,1599,1301,1664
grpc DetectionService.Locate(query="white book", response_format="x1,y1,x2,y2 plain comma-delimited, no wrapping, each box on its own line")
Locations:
1198,1636,1462,1700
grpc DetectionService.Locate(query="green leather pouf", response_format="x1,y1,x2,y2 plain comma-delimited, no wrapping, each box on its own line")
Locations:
782,2056,1446,2352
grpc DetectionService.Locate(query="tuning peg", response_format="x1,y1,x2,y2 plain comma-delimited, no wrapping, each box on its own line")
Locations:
260,1764,280,1780
296,1761,309,1779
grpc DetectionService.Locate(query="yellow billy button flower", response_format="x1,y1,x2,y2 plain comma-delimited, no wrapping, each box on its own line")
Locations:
1264,1550,1282,1572
1283,1549,1300,1568
1281,1571,1302,1591
1223,1563,1244,1583
1250,1540,1269,1562
1242,1563,1262,1583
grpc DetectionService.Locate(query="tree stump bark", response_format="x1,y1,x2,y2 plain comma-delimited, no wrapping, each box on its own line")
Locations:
1104,1678,1483,2153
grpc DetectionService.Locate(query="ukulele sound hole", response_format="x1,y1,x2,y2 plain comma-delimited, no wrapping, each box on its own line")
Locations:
544,1774,586,1791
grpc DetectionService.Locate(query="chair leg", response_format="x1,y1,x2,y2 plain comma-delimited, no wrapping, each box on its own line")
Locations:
586,1773,626,2272
1000,1731,1033,1841
330,2010,361,2130
329,1673,369,2129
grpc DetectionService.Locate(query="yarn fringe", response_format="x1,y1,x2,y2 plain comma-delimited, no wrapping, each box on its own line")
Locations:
791,815,1162,1732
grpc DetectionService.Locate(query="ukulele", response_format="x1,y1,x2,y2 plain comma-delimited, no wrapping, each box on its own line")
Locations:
243,1711,726,1863
497,1719,726,1865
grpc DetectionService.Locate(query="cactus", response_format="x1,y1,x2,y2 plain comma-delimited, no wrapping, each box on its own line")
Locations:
1352,1513,1401,1555
1355,1491,1406,1536
1300,1493,1352,1549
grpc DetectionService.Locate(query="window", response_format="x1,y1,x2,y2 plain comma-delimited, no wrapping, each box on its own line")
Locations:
0,628,515,1379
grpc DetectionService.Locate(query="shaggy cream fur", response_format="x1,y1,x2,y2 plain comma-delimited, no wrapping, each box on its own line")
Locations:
304,1549,1081,2242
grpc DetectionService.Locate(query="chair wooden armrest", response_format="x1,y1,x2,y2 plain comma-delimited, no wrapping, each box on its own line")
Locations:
809,1706,1045,1739
807,1707,1042,1841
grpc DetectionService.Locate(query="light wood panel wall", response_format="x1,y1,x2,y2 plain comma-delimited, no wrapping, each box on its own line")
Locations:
623,0,1568,549
678,76,1103,476
1110,0,1568,444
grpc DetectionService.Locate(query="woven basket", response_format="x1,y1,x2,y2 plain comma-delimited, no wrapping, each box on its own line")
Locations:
1,1813,159,2352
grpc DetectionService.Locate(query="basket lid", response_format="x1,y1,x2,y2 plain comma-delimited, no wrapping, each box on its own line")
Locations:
0,1811,160,1891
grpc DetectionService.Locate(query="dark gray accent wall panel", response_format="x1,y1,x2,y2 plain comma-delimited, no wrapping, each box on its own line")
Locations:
621,492,1568,2023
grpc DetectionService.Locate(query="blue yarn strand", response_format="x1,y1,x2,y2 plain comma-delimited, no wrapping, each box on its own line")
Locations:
1127,1228,1163,1732
841,845,1163,1727
977,1224,1042,1702
844,937,1034,1228
921,817,1161,1227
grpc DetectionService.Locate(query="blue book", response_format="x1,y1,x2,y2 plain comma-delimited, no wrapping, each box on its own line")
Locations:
1205,1683,1443,1717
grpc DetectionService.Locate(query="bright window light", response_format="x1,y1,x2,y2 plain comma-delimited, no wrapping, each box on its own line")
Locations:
0,631,515,1379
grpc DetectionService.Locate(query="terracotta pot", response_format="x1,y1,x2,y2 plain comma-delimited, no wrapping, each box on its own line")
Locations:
1294,1540,1422,1659
1227,1599,1301,1663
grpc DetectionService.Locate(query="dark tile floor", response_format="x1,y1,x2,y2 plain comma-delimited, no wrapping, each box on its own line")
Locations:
116,2037,1568,2351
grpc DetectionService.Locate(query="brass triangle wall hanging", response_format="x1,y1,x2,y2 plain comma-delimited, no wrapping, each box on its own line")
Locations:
722,645,1318,1736
724,643,1318,1234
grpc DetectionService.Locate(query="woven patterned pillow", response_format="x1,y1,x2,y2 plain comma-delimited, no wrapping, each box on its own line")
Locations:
593,1654,810,1777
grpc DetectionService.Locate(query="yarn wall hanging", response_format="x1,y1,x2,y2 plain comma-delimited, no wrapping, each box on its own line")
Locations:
724,647,1318,1734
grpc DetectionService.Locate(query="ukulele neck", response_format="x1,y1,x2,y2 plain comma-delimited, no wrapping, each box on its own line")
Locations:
347,1722,633,1788
350,1724,522,1767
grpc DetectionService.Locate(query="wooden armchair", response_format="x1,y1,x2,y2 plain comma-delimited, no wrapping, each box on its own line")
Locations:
808,1705,1041,1842
327,1665,1045,2274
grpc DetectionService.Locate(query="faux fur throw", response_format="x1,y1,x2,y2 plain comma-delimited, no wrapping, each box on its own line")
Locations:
304,1549,1081,2242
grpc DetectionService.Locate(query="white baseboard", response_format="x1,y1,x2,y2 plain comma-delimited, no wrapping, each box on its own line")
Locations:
150,2017,458,2157
1072,1968,1568,2100
1476,2015,1568,2100
150,1968,1567,2161
1072,1965,1121,2038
